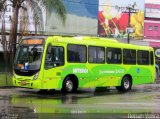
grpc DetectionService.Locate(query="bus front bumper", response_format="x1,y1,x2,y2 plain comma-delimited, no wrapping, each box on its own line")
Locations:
12,77,42,89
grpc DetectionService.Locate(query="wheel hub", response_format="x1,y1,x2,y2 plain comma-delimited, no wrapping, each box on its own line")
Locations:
66,80,73,92
124,79,129,89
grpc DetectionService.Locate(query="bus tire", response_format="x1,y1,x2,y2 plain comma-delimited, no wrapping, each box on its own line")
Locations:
116,76,132,92
62,76,77,93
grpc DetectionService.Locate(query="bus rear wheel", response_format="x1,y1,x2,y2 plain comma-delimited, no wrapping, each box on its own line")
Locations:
116,76,132,92
62,77,77,93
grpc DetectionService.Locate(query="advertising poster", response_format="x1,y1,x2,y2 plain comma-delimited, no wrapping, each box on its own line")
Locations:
98,0,144,39
46,0,98,36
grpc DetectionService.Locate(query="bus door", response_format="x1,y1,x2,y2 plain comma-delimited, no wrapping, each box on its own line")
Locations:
43,45,64,89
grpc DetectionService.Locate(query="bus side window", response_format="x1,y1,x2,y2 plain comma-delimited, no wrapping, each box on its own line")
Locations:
45,46,64,69
68,53,76,62
88,46,105,63
138,50,149,65
123,49,136,65
106,47,122,64
67,44,86,63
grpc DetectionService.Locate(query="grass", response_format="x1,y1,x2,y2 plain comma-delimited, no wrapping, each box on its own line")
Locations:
0,73,13,86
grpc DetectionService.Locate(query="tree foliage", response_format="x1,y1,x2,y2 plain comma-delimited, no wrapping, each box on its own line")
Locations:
0,0,67,71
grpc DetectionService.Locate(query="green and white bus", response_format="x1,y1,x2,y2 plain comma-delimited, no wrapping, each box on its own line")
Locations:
13,36,155,93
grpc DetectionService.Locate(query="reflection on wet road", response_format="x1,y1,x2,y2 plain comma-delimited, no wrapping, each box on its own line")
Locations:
1,83,160,118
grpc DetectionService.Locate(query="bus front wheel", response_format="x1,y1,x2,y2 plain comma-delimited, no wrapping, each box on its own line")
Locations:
116,76,132,92
62,77,77,93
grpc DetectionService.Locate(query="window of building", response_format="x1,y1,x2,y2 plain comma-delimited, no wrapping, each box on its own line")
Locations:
123,49,136,64
106,47,122,64
154,26,159,30
67,44,86,63
88,46,105,63
138,50,149,65
149,26,153,30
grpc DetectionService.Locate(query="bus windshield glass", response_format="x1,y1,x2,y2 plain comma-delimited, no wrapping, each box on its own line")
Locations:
14,39,44,71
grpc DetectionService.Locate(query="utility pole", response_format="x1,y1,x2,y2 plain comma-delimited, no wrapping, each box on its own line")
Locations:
122,4,139,44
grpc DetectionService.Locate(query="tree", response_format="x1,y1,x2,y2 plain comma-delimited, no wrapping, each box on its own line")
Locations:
0,0,67,71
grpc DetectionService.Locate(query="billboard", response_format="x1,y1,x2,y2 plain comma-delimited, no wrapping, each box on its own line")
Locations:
98,0,145,39
46,0,98,36
145,5,160,18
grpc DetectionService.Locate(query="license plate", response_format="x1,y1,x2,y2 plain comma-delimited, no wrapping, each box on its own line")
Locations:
21,81,27,85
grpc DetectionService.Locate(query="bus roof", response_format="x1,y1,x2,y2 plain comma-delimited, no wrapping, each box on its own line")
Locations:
46,36,153,51
21,36,153,51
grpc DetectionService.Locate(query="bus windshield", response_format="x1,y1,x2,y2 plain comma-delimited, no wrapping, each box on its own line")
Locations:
14,44,43,71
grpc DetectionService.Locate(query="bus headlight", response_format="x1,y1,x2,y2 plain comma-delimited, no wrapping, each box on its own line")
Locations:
33,72,39,80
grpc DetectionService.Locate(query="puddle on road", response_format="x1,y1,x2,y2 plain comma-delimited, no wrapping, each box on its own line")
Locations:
0,106,38,119
0,87,160,119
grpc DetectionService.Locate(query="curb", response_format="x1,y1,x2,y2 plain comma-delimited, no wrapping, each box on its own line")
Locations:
0,86,15,89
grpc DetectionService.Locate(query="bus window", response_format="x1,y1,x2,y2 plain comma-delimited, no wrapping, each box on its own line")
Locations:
45,46,64,69
67,44,86,63
150,51,154,65
106,47,122,64
123,49,136,65
88,46,105,63
138,50,149,65
15,45,43,71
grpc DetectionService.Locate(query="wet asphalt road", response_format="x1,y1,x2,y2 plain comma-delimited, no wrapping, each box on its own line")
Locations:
1,82,160,119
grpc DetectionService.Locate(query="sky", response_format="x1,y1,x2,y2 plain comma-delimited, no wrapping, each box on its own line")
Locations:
100,0,144,10
110,0,144,10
